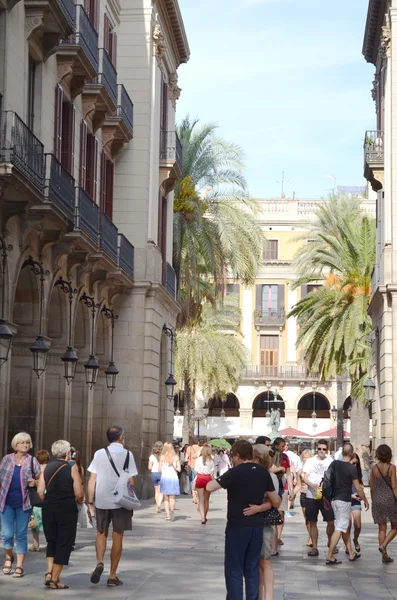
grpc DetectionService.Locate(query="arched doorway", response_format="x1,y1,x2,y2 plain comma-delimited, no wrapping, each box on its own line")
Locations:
297,392,330,436
252,392,285,435
208,393,240,417
8,264,40,450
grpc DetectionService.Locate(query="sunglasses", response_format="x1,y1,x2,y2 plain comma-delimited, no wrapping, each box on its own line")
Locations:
317,447,327,451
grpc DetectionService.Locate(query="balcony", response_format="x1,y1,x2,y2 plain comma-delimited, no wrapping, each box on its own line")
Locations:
0,111,45,201
164,262,176,299
102,84,133,157
75,187,99,243
45,154,75,222
118,234,134,279
100,213,118,263
241,364,319,381
25,0,74,60
254,309,285,327
159,130,182,194
82,48,117,132
58,5,98,99
364,130,384,191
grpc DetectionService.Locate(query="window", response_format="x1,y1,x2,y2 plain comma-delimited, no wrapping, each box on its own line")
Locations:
28,56,36,131
263,240,278,260
226,284,240,297
84,0,99,30
103,13,117,67
54,85,75,175
100,152,114,219
260,335,279,376
261,285,278,315
301,284,321,298
79,121,98,200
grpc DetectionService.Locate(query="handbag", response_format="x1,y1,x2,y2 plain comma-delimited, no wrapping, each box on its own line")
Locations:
184,464,192,477
77,502,93,528
28,514,38,529
262,507,283,526
105,448,141,511
29,456,43,508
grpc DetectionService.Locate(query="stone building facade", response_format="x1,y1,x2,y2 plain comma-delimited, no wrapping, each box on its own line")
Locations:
0,0,189,497
363,0,397,457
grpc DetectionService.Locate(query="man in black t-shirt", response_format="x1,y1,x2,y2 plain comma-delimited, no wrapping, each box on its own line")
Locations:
326,443,369,565
207,440,280,600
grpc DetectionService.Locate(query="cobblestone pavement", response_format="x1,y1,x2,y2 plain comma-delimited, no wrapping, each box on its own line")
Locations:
0,490,397,599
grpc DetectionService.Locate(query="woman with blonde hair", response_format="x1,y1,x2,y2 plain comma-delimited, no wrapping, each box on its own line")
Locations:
194,444,215,524
159,442,180,521
148,441,163,512
0,432,41,577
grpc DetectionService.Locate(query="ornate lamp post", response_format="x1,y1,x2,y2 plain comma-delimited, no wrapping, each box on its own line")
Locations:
195,402,209,439
265,381,271,418
54,278,78,384
364,376,376,405
311,381,318,435
163,324,176,400
22,257,50,378
331,405,338,423
101,306,119,393
79,293,100,389
0,237,13,367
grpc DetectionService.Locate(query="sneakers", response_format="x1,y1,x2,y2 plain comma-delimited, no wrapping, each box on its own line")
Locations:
285,511,292,518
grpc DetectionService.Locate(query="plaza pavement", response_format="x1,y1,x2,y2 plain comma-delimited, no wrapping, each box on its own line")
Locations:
1,490,397,600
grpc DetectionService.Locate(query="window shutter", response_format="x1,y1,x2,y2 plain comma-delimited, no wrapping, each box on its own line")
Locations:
278,284,285,313
100,151,106,213
111,31,117,68
54,85,63,160
104,13,111,54
79,120,88,188
93,0,99,32
255,284,262,313
61,102,71,173
105,159,114,218
92,137,99,203
70,104,76,176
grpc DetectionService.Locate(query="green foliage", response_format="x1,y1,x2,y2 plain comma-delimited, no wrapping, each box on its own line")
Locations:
288,195,375,402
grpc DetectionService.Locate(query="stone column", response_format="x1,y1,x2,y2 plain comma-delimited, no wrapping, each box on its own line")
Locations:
239,408,253,430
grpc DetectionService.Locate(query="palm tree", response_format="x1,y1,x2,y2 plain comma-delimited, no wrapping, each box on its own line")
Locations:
288,196,375,450
174,116,264,327
175,295,248,442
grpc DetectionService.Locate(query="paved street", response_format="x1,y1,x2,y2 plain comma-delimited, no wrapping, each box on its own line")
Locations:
1,491,397,599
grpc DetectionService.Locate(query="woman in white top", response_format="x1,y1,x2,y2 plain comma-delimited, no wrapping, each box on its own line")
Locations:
159,443,181,521
194,445,215,524
148,441,163,513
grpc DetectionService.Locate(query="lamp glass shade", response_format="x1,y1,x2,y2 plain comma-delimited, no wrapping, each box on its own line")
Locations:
331,405,338,422
30,335,50,378
311,411,317,420
265,409,271,418
84,355,100,388
165,373,177,400
0,318,13,367
363,377,376,403
175,408,181,416
61,347,78,384
105,362,119,393
220,408,226,421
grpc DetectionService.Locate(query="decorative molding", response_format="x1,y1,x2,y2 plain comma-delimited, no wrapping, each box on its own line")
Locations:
371,73,380,101
153,23,167,65
25,14,44,37
379,25,391,61
168,72,181,108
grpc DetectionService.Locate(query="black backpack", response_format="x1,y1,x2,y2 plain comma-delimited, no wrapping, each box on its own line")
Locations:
321,461,336,501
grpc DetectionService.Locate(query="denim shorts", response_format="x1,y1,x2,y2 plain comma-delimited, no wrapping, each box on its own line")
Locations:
151,472,161,486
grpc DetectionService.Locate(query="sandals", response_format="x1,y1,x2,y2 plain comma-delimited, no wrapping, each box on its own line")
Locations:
107,576,123,587
2,556,13,575
44,572,52,587
379,546,394,563
90,562,104,584
326,559,341,565
353,540,361,553
49,579,69,589
308,549,319,556
13,566,24,578
349,553,361,562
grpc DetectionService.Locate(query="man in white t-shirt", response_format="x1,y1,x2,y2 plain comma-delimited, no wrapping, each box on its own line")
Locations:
87,426,138,587
302,439,335,557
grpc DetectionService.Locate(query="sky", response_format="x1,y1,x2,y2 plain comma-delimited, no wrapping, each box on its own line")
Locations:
176,0,375,199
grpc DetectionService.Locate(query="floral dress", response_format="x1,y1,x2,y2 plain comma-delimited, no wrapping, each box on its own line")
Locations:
371,464,397,524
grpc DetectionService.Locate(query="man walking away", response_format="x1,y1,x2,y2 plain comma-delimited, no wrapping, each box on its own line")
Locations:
326,443,369,565
87,426,138,587
186,440,200,500
302,439,335,557
207,440,280,600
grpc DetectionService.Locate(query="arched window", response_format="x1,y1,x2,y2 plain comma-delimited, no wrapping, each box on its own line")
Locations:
343,396,352,419
208,394,240,417
298,393,330,418
252,392,285,418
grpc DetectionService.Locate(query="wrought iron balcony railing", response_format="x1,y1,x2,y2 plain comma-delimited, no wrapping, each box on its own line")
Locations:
241,364,320,380
0,111,45,191
99,48,117,107
75,187,99,243
58,0,75,28
117,84,134,136
45,154,75,222
100,213,118,262
165,262,176,298
160,130,182,173
364,130,384,165
118,234,134,279
62,4,99,72
253,309,285,326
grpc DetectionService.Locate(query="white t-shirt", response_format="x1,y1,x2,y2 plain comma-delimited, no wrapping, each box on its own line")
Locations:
195,456,215,476
88,443,138,509
149,454,159,473
286,451,303,473
302,455,333,499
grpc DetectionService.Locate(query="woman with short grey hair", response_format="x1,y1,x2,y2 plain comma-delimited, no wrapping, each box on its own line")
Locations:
37,440,84,589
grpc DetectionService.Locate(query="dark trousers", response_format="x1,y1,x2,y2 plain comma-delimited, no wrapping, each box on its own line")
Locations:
42,503,78,565
224,526,263,600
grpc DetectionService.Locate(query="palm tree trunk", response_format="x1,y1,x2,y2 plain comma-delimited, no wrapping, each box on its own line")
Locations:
182,372,196,444
350,397,370,452
336,375,344,448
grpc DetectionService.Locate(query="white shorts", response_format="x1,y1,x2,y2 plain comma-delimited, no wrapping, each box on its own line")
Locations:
331,500,351,533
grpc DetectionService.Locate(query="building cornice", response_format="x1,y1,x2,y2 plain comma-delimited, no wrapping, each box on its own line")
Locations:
363,0,386,64
158,0,190,66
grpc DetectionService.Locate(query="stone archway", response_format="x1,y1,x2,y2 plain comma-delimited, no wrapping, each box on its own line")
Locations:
252,392,285,418
297,392,330,436
208,393,240,417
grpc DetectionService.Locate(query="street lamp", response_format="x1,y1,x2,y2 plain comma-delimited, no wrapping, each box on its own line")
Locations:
163,324,176,401
364,376,376,404
0,238,13,368
79,293,100,389
22,257,50,378
101,306,119,393
165,373,177,400
265,381,272,418
195,403,209,439
54,278,78,384
331,405,337,423
311,381,318,420
220,401,226,421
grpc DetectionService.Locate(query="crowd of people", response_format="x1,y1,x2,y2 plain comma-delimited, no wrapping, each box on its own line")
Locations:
1,428,397,600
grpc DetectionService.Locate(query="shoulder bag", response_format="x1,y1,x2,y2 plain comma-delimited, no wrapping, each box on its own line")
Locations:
29,456,43,508
105,448,141,511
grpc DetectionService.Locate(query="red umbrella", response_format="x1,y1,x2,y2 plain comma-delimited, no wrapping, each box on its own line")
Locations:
314,427,350,438
278,427,311,438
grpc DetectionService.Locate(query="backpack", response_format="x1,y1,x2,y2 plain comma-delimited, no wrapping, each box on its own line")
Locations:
321,462,336,501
